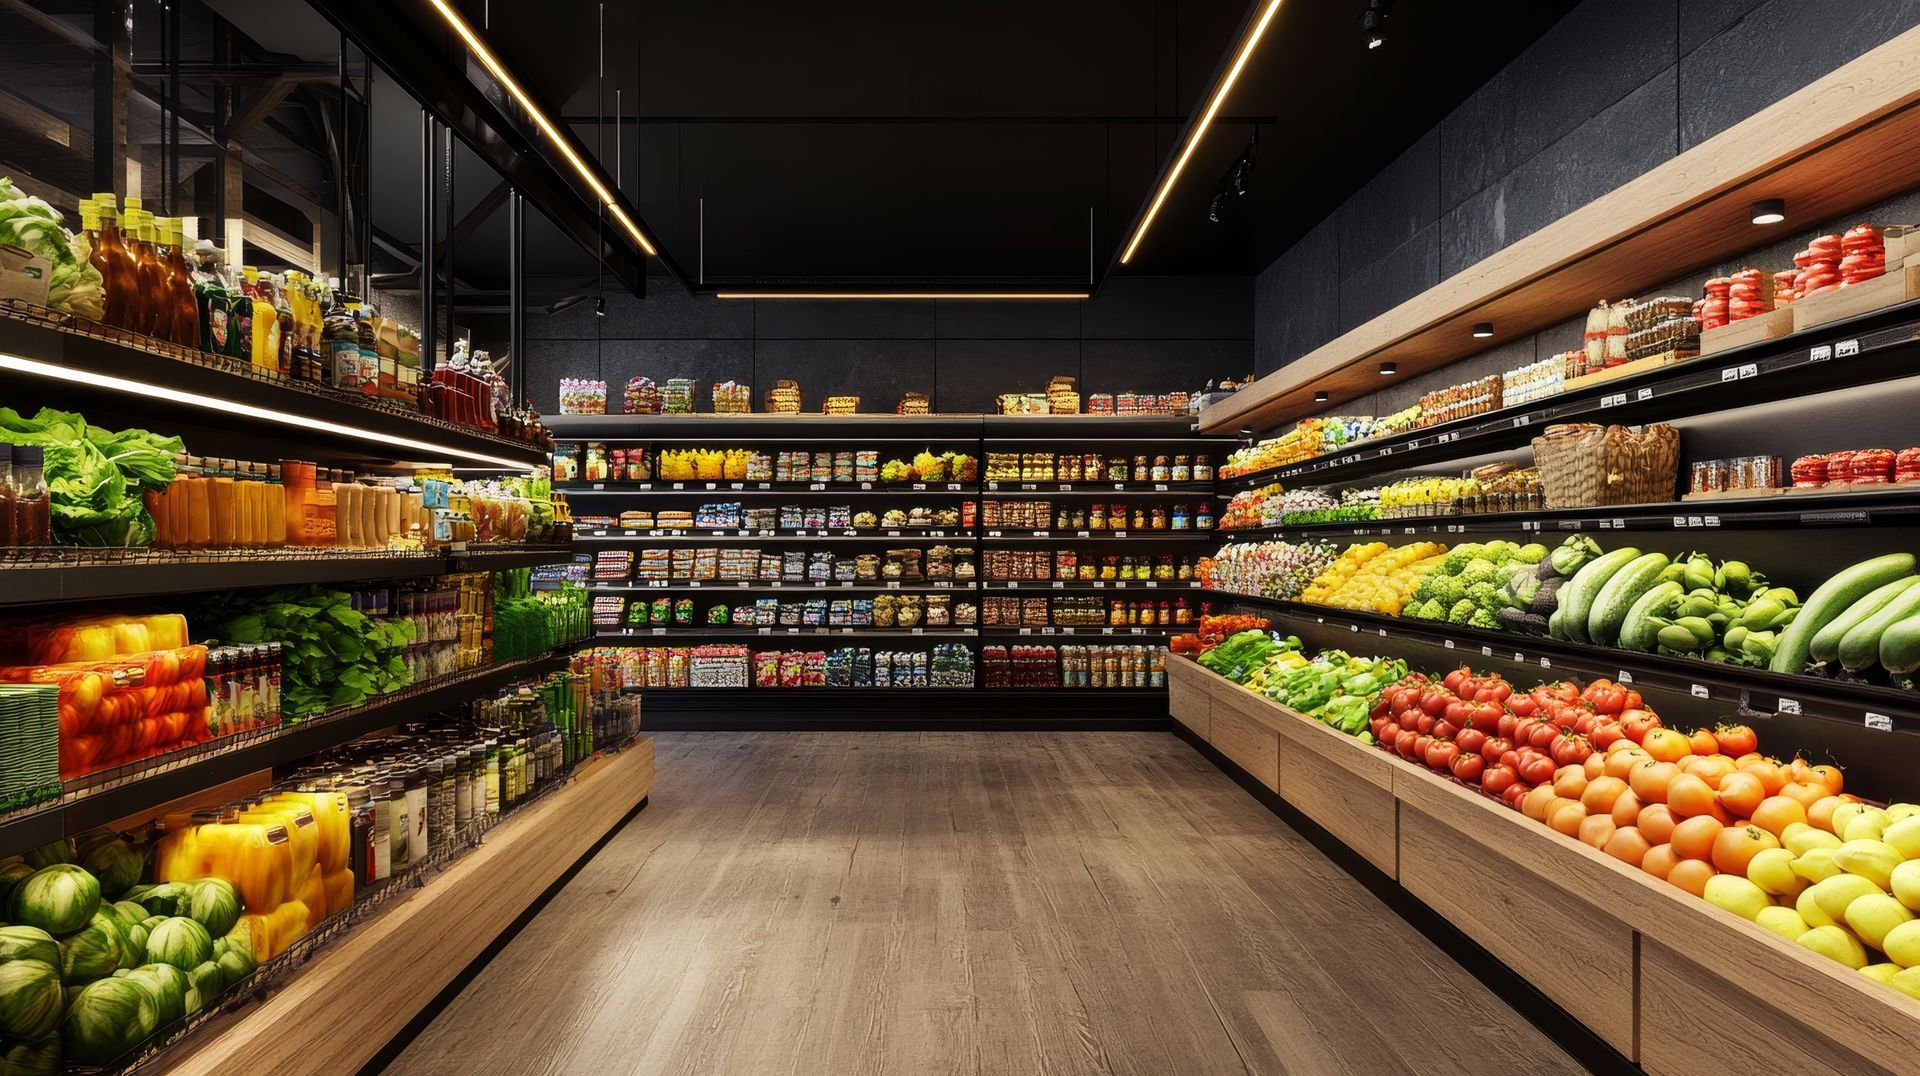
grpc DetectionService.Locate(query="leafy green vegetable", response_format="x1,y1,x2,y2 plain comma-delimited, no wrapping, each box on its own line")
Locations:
196,586,417,715
0,407,180,546
0,178,105,319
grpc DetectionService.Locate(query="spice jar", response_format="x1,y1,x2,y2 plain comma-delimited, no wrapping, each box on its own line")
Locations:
1172,455,1192,481
1151,456,1170,482
1194,454,1214,481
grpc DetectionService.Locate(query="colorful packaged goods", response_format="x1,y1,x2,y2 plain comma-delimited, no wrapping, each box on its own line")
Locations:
1841,224,1887,286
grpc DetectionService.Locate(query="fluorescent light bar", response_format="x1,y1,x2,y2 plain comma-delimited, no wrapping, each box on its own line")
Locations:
714,292,1090,301
1118,0,1285,265
427,0,657,257
0,353,531,469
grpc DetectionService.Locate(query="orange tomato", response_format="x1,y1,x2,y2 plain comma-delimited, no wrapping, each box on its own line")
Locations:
1641,842,1678,879
1581,776,1629,815
1740,761,1788,796
1636,803,1678,845
1809,764,1844,795
1604,747,1651,780
1522,785,1559,821
1777,781,1827,811
1629,760,1680,804
1687,728,1719,756
1711,823,1780,875
1785,757,1815,784
1603,826,1651,866
1578,814,1617,849
1667,858,1716,896
1553,766,1589,800
1716,771,1766,818
1547,799,1589,837
1681,755,1736,788
1671,815,1726,861
1610,789,1645,830
1665,773,1718,818
1751,795,1808,838
1807,795,1846,834
1642,727,1693,763
1582,752,1607,781
1733,752,1768,768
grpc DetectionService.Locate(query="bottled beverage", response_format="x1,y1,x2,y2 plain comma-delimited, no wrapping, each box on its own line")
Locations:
91,195,141,331
354,304,380,397
375,312,400,400
284,272,318,380
12,445,50,545
326,291,363,393
159,219,201,348
122,201,167,337
189,242,233,355
273,274,295,376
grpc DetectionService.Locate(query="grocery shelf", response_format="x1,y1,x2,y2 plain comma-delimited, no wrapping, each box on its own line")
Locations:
591,626,979,640
558,481,972,494
0,653,570,858
978,580,1205,591
1216,301,1920,491
574,528,972,542
0,308,548,469
631,687,1170,730
448,545,579,570
1206,590,1920,732
977,625,1173,638
588,581,975,593
979,530,1216,542
982,480,1215,494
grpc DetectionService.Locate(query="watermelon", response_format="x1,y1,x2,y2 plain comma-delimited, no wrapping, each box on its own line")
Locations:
21,841,72,869
124,923,150,961
61,976,158,1066
80,841,143,901
143,918,212,971
124,963,188,1027
9,865,100,935
0,925,59,968
2,1036,60,1076
72,828,121,858
214,944,254,988
188,960,224,1003
0,861,36,910
129,882,188,918
111,900,149,931
185,878,242,938
0,958,63,1039
58,911,127,982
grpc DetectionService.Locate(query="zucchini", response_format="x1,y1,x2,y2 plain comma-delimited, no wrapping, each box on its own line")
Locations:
1588,552,1672,647
1837,575,1920,672
1556,547,1640,644
1810,576,1920,664
1616,580,1684,652
1771,553,1919,674
1879,612,1920,675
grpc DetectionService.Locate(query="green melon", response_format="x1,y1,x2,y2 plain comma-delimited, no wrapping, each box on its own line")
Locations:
61,976,158,1066
143,917,212,972
9,865,100,936
184,878,242,938
20,841,72,870
2,1035,60,1076
57,911,126,982
124,963,188,1028
0,925,59,968
0,861,36,911
0,958,63,1040
188,959,224,1005
79,841,143,901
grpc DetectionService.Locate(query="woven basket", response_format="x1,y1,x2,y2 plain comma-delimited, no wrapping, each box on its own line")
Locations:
766,380,803,414
1532,423,1680,508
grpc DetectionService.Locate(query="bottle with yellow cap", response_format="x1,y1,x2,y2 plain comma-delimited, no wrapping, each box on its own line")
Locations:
160,219,202,348
91,194,139,330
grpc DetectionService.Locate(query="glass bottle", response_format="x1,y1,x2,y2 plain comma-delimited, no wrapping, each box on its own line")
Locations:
190,241,233,355
91,195,141,331
160,219,201,348
122,202,167,338
274,273,295,377
0,443,14,548
12,445,50,546
386,774,410,876
326,291,362,392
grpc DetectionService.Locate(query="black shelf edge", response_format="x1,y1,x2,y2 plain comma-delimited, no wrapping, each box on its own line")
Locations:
588,582,977,593
546,414,1204,442
978,581,1205,592
449,546,577,570
977,627,1173,638
1204,591,1920,730
979,531,1218,542
632,686,1171,730
590,628,980,640
0,653,569,857
558,482,973,495
0,312,548,468
1216,302,1920,490
981,481,1216,494
574,529,974,542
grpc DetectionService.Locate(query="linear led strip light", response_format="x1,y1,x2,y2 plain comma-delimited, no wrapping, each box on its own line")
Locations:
1118,0,1285,265
715,292,1090,300
0,353,532,469
427,0,657,257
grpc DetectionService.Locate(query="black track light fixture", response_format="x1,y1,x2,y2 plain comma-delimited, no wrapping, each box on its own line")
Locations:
1378,361,1397,376
1230,130,1258,198
1314,391,1330,404
1363,0,1391,50
1208,191,1228,224
1472,322,1494,338
1751,198,1787,225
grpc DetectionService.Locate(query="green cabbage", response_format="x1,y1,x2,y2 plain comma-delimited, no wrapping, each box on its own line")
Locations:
0,177,105,320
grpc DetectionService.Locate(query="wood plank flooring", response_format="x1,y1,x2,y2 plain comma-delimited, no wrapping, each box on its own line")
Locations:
389,733,1585,1076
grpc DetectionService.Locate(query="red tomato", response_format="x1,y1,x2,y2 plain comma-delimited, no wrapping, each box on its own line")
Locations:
1433,719,1461,742
1414,713,1437,735
1517,752,1556,786
1482,764,1518,796
1523,719,1559,751
1499,749,1523,772
1455,727,1487,756
1481,736,1513,763
1419,690,1452,717
1450,752,1485,783
1505,697,1536,721
1426,739,1460,772
1443,666,1471,694
1550,731,1592,767
1395,729,1420,758
1591,722,1625,751
1500,782,1530,808
1463,702,1504,732
1619,710,1662,744
1713,723,1758,757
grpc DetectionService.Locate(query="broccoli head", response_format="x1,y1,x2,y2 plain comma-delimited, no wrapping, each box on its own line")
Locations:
1442,544,1485,574
1468,608,1504,630
1516,542,1549,565
1467,581,1502,609
1447,599,1477,624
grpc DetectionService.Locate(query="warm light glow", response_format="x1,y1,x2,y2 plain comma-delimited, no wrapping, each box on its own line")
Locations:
1118,0,1286,265
715,292,1091,301
428,0,657,256
0,353,531,469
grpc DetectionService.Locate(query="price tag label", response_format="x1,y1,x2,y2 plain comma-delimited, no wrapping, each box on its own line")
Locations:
1379,628,1388,637
1481,645,1493,657
736,581,750,588
688,580,701,588
1114,581,1127,589
1637,387,1654,401
1619,671,1634,683
1020,483,1038,491
886,581,901,589
1865,712,1893,732
592,482,605,491
1114,530,1129,538
1093,581,1105,588
1007,581,1019,589
787,627,801,635
591,529,607,537
1512,652,1525,663
758,627,772,635
987,530,1002,537
1836,339,1861,358
812,581,827,588
756,483,769,490
1035,530,1050,538
1145,581,1159,588
1349,624,1359,633
1101,627,1115,635
912,483,928,491
671,482,685,490
887,530,901,537
1051,581,1064,589
704,482,717,490
1063,627,1078,636
1810,344,1833,362
1061,484,1074,492
1443,639,1454,650
1778,698,1802,715
1378,447,1393,457
1155,483,1169,491
1019,627,1032,636
1512,415,1531,428
809,482,826,491
1690,684,1710,699
1077,530,1091,538
651,628,666,637
1539,657,1551,669
912,628,924,636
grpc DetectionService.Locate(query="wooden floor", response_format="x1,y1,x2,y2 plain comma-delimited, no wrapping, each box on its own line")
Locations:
390,733,1585,1076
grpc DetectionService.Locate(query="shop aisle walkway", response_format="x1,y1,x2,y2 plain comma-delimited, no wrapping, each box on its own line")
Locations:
390,732,1583,1075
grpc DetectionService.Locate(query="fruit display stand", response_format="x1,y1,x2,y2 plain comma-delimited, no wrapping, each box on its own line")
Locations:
153,738,654,1075
1168,657,1920,1073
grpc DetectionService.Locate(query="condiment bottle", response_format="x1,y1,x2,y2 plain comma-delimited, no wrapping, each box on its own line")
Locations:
12,445,50,545
0,443,15,548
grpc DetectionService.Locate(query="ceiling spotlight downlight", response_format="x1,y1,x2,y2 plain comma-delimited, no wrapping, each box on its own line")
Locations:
713,292,1089,301
1362,0,1391,49
1751,198,1787,225
1313,391,1330,403
0,353,530,469
1472,322,1494,338
426,0,656,257
1118,0,1286,265
1378,362,1397,376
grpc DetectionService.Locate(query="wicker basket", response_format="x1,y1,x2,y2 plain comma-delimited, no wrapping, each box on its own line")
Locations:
765,380,803,414
1532,423,1681,508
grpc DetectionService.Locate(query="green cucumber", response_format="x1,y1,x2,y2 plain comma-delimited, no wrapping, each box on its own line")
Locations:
1617,581,1684,652
1588,553,1672,647
1879,612,1920,675
1657,624,1703,652
1555,547,1640,643
1837,574,1920,672
1809,576,1920,665
1771,553,1919,674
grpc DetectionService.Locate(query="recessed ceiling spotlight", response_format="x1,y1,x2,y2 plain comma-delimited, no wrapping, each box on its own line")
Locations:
1751,198,1787,225
1363,0,1391,50
1378,362,1397,376
1472,322,1494,338
1314,391,1330,403
595,296,607,317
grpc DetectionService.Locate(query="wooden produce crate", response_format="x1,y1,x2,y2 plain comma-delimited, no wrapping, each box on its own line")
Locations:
1791,256,1920,332
1560,351,1690,393
1700,306,1795,355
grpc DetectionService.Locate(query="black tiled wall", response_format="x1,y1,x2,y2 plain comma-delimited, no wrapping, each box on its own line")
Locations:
524,275,1252,415
1254,0,1920,377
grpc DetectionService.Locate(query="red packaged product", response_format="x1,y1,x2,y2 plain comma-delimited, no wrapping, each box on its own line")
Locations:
1842,224,1884,253
1895,447,1920,483
1789,455,1829,487
1701,277,1732,330
1823,450,1857,485
1773,270,1798,304
1851,448,1896,483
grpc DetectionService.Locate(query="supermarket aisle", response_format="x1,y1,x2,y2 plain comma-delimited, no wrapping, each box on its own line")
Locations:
391,733,1582,1075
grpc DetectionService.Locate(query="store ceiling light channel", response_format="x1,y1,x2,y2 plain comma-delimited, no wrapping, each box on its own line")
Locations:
714,292,1090,301
0,354,529,469
1117,0,1286,265
427,0,657,256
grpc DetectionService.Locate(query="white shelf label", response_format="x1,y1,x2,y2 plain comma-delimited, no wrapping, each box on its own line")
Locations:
729,482,743,490
1539,657,1551,669
1035,530,1050,538
1051,581,1064,588
1690,684,1710,699
1636,387,1654,401
1865,712,1893,732
1443,639,1454,649
1113,530,1129,538
1154,483,1169,491
886,581,901,589
1836,339,1861,358
592,482,605,490
1810,344,1833,362
1618,671,1634,683
705,482,717,490
860,481,873,490
1076,530,1091,538
1777,698,1802,715
1007,581,1019,589
1481,646,1493,657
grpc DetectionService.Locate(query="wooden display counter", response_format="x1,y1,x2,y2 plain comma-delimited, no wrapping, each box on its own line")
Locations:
157,738,656,1075
1170,663,1920,1073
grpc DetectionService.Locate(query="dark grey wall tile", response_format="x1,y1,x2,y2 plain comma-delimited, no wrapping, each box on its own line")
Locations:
1254,216,1339,374
597,288,755,340
1441,66,1679,279
935,300,1081,340
594,339,757,403
1082,275,1253,339
526,297,601,341
1338,223,1440,331
934,340,1082,413
1338,130,1441,272
749,339,938,412
1081,339,1249,395
1437,0,1676,211
1678,0,1765,55
524,338,600,413
1678,0,1920,148
1535,315,1587,362
751,300,937,339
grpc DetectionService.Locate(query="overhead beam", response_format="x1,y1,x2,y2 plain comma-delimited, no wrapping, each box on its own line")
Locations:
225,75,298,145
450,179,510,248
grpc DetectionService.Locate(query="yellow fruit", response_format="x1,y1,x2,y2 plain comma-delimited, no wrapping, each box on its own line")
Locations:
1832,802,1874,837
1798,925,1870,969
1797,887,1838,929
1887,803,1920,823
1746,847,1804,897
1809,874,1885,923
1755,905,1810,941
1843,807,1890,843
1834,840,1903,890
1783,822,1842,857
1883,816,1920,860
1844,893,1915,950
1892,966,1920,1000
1792,847,1842,884
1883,919,1920,968
1861,963,1902,984
1705,875,1772,921
1893,860,1920,913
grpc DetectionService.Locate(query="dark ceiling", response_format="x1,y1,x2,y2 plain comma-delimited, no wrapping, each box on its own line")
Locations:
448,0,1577,291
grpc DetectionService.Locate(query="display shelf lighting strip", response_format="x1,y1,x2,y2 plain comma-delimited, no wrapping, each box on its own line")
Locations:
0,353,530,469
714,292,1090,301
427,0,657,257
1118,0,1285,265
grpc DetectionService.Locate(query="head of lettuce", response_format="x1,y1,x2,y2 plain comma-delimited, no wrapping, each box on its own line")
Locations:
0,406,180,546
